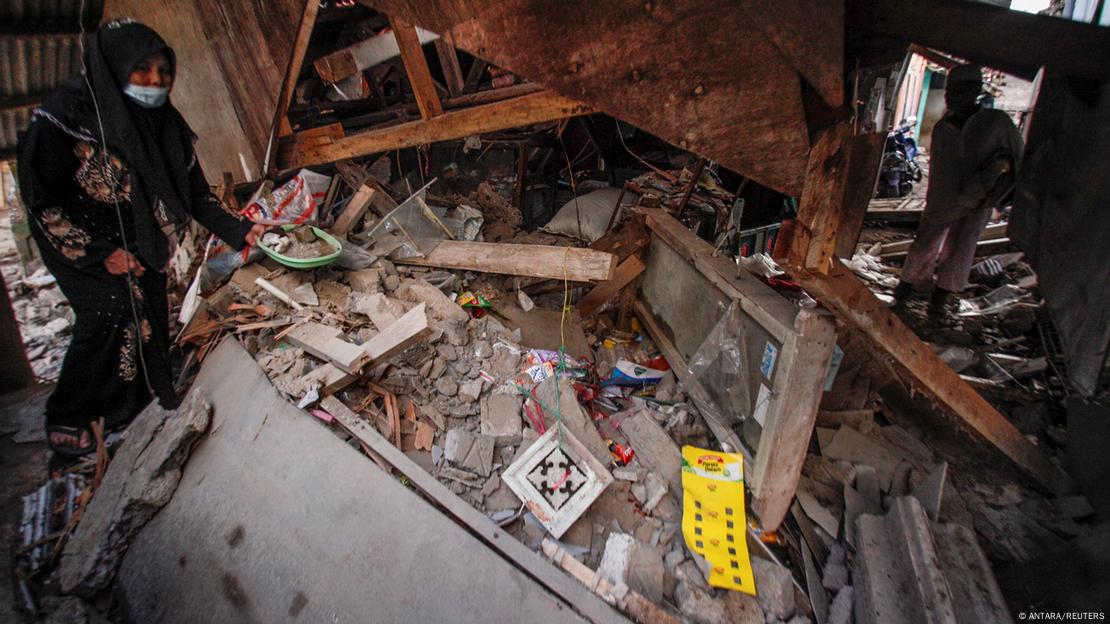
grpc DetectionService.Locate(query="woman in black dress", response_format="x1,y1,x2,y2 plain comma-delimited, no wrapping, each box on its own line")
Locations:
16,20,264,458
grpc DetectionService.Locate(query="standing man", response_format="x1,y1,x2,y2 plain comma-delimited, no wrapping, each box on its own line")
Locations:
892,65,1024,321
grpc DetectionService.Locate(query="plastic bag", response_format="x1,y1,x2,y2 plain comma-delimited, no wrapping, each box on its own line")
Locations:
240,169,331,226
687,301,752,425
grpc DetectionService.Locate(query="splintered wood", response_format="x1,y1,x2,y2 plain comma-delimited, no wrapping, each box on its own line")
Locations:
285,322,369,374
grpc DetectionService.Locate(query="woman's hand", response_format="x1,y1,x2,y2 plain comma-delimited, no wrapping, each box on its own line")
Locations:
244,223,267,247
104,248,145,276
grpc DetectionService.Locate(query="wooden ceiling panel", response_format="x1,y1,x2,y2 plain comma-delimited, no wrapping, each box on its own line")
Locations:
364,0,819,195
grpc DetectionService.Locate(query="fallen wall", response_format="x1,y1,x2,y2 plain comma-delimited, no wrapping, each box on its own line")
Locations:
116,337,622,624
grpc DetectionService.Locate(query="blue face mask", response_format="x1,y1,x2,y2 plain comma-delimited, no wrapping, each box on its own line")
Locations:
123,84,169,108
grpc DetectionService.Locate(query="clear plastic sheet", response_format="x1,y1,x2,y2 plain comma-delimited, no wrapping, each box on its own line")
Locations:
365,179,452,259
686,301,753,425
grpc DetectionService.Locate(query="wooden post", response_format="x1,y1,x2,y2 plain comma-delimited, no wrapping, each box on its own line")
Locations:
389,15,444,120
434,34,465,97
265,0,320,174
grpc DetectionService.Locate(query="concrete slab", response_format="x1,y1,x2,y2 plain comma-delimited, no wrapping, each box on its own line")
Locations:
116,338,604,624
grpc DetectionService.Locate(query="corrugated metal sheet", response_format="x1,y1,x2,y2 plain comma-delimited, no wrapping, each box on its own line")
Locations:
0,0,101,155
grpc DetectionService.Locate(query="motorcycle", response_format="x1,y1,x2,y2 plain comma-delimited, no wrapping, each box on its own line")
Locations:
877,117,923,198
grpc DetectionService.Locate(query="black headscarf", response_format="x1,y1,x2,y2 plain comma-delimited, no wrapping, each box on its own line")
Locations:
27,20,195,267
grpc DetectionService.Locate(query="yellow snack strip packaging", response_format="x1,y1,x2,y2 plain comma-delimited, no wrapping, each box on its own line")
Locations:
680,445,756,594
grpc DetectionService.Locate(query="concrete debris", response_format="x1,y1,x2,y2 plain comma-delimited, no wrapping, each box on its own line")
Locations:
641,472,668,512
457,378,485,403
828,586,854,624
612,466,640,482
397,278,469,323
348,267,383,293
533,376,612,465
59,392,211,596
676,582,730,624
751,556,796,620
822,543,850,592
443,429,495,476
598,532,666,603
618,409,683,494
822,426,902,491
480,392,523,445
853,496,1011,624
910,462,947,521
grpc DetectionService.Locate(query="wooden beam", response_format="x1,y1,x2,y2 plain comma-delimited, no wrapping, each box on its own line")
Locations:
301,304,433,395
434,35,466,97
837,133,886,258
577,255,646,316
389,15,444,119
329,184,376,236
362,303,432,361
280,90,591,170
265,0,320,172
794,122,885,265
774,221,1074,494
847,0,1110,82
878,222,1008,259
396,241,617,282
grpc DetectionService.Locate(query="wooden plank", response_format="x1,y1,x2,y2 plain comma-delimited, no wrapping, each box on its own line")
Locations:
361,303,432,361
303,303,433,395
330,184,376,236
540,540,680,624
360,0,812,195
389,15,444,119
434,35,466,97
836,132,887,258
318,394,627,624
275,122,345,166
281,90,590,170
396,241,617,282
847,0,1110,82
285,322,370,373
877,222,1008,259
463,57,489,93
774,220,1075,494
577,255,646,316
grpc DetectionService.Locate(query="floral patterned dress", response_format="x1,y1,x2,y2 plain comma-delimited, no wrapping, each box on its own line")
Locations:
19,116,252,432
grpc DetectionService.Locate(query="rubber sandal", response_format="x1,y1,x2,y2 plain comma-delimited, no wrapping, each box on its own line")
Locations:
46,426,96,458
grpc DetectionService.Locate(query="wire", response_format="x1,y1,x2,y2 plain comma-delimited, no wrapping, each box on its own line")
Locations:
78,2,155,396
556,131,582,238
613,118,673,180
